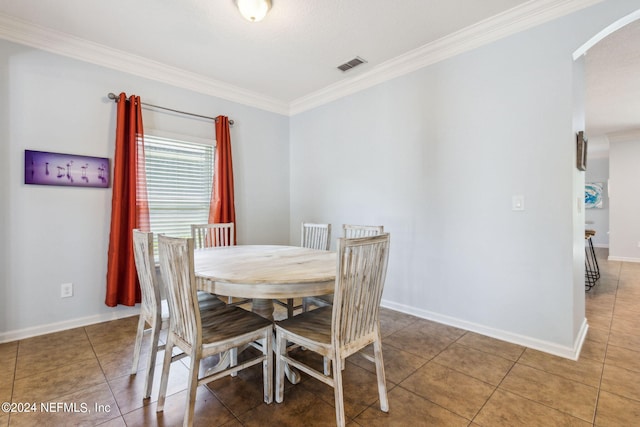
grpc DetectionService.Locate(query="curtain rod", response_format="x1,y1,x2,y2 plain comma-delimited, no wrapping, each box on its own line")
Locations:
107,93,234,125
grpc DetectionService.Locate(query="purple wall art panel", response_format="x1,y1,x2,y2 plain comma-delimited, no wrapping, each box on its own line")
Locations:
25,150,110,188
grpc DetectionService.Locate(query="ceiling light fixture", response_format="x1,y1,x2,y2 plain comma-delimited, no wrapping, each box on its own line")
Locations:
236,0,272,23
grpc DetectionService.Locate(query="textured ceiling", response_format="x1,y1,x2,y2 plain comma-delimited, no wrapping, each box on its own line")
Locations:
0,0,530,102
0,0,637,141
586,19,640,138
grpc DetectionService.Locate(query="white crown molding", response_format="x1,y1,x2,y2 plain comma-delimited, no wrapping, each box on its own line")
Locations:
0,1,605,117
290,0,605,115
0,13,289,116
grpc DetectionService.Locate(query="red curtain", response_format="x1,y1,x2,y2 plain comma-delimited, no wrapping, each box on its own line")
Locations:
105,93,150,307
208,116,236,243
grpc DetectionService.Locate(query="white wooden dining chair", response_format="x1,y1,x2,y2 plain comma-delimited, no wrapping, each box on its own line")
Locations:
130,230,224,399
191,222,234,249
191,222,248,305
342,223,384,238
156,235,273,427
302,224,384,313
301,222,332,251
276,222,332,318
274,233,391,427
298,223,332,314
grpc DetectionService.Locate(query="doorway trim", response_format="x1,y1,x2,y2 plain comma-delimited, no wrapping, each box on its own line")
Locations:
573,9,640,59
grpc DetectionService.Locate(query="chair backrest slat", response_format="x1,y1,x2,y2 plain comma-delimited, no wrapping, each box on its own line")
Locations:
301,223,331,251
342,224,384,238
191,223,235,249
332,234,390,349
133,230,160,321
158,235,201,349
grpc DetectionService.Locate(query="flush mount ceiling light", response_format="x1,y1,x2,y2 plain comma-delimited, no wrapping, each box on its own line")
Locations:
236,0,272,22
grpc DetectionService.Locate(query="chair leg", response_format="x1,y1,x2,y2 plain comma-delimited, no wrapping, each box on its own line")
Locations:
373,334,389,412
333,354,346,427
183,353,201,427
156,335,175,413
275,332,287,403
286,298,294,318
131,315,146,375
230,347,238,377
263,333,273,404
326,357,345,372
143,323,162,399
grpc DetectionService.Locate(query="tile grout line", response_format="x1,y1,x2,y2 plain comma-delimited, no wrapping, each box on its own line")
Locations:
590,258,622,425
6,341,18,427
467,339,528,425
388,330,477,423
8,252,640,425
83,324,139,424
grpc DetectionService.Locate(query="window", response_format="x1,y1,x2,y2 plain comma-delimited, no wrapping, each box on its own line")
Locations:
143,133,214,248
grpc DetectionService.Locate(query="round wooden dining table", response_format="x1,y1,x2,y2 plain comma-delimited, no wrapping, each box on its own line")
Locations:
193,245,336,320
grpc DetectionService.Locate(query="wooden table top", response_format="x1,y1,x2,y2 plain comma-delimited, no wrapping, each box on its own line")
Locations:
194,245,336,299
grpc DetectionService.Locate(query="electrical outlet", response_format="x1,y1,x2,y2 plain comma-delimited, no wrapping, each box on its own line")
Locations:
61,283,73,298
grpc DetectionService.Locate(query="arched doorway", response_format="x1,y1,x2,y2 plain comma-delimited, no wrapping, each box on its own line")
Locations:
574,10,640,264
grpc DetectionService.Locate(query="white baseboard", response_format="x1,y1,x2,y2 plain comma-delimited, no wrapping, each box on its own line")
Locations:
608,256,640,263
3,301,591,361
380,300,589,361
572,318,589,360
0,307,140,344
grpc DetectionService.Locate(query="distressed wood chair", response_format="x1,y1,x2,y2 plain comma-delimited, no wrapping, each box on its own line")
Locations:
298,223,332,314
191,222,234,249
276,222,332,318
130,230,224,399
303,224,384,312
156,235,273,427
275,233,391,427
302,222,332,251
191,222,249,305
342,223,384,238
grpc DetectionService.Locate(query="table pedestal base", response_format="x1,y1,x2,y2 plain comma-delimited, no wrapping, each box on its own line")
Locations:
251,298,275,321
248,298,301,384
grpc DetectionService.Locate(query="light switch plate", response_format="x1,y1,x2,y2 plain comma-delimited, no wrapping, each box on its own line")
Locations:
512,195,525,211
61,283,73,298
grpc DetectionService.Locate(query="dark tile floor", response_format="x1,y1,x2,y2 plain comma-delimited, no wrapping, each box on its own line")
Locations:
1,248,639,426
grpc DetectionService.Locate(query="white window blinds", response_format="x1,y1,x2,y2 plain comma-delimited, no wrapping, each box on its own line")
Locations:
143,134,214,241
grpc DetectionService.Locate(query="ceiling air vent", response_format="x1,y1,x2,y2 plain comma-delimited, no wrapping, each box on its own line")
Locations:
337,56,367,72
